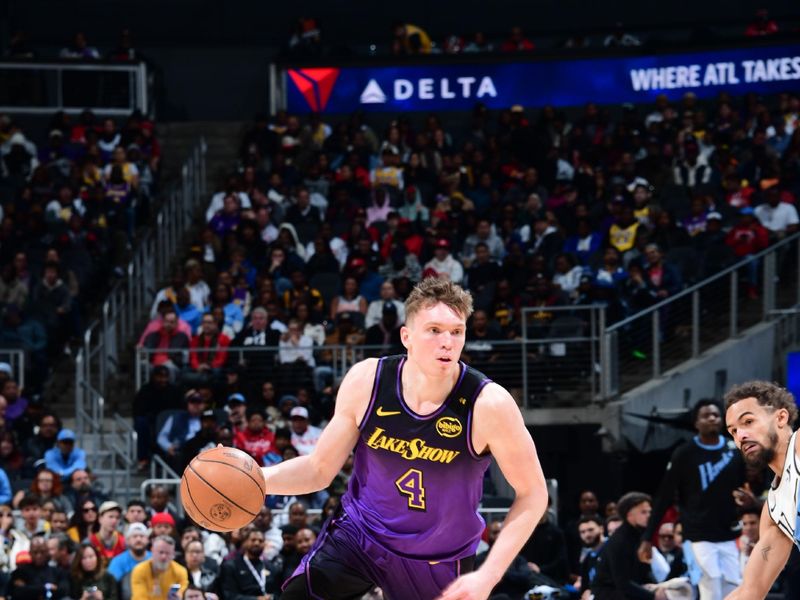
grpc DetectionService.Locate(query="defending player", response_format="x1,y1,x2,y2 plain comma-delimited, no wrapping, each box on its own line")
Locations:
724,381,798,599
262,278,548,599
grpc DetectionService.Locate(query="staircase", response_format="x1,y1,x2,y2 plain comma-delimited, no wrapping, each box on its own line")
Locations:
159,121,246,193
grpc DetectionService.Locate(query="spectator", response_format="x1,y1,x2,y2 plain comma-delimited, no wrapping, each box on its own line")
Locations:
577,516,606,598
13,468,66,512
108,523,152,589
174,288,202,334
0,503,26,571
233,406,276,463
0,431,24,481
123,501,149,531
592,492,666,600
289,407,322,456
639,400,745,600
424,240,464,284
22,413,60,470
64,470,107,512
329,276,367,323
59,32,100,59
47,533,76,575
30,263,72,355
142,309,191,373
219,529,280,598
147,488,180,526
461,218,505,266
565,490,603,576
461,310,503,375
44,429,87,480
501,26,535,52
68,499,100,544
16,495,47,540
529,217,564,267
181,540,217,593
180,410,220,471
725,207,770,298
8,536,69,599
232,307,280,391
188,313,230,377
642,244,683,300
278,318,317,390
184,260,210,311
737,504,761,570
69,543,118,600
133,365,183,471
563,219,603,267
745,8,779,36
156,391,207,470
521,510,570,584
89,502,126,561
754,185,799,238
364,302,402,356
552,254,584,300
130,536,188,600
673,138,712,188
655,522,686,579
2,379,28,426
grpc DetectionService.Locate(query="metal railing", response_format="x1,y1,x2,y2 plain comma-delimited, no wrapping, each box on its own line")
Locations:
0,349,25,390
602,232,800,396
0,60,152,116
75,138,207,493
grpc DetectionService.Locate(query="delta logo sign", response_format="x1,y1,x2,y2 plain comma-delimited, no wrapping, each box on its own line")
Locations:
285,44,800,114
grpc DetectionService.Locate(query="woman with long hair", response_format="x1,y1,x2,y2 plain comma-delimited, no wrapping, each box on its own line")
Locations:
67,499,99,543
12,468,67,510
69,543,118,600
0,431,24,482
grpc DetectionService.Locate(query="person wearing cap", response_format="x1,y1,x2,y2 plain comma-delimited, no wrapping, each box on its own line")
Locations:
288,406,322,457
224,393,247,433
179,410,220,472
44,429,87,480
423,238,464,285
89,501,126,560
370,146,404,192
156,391,207,470
108,522,152,587
592,492,668,600
364,301,402,356
150,512,177,541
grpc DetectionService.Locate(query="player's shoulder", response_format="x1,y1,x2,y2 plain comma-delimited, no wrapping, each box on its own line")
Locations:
473,381,520,426
344,357,381,384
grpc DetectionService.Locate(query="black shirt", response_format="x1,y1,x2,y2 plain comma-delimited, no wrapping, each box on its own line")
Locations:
644,436,745,542
592,522,655,600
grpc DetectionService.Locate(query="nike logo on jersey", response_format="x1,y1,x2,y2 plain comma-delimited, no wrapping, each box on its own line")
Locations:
376,407,402,417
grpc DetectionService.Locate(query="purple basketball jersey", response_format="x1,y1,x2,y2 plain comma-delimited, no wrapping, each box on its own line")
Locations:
341,355,492,562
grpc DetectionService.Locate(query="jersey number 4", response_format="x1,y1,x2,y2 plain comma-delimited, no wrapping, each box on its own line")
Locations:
395,468,426,511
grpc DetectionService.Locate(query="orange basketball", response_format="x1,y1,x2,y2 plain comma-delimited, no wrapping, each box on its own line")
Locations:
180,445,266,532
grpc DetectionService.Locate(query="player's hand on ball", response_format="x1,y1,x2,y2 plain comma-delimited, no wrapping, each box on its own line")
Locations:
436,571,494,600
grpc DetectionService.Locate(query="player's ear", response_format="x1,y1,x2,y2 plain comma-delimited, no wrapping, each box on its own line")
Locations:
400,325,410,348
776,407,790,428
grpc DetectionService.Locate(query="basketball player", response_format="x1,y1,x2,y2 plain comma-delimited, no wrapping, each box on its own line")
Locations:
723,381,798,599
261,278,548,599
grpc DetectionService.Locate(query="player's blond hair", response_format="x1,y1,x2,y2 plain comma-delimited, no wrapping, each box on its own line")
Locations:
404,277,474,324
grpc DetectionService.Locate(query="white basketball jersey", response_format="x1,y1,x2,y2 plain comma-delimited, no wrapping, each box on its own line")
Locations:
767,429,800,548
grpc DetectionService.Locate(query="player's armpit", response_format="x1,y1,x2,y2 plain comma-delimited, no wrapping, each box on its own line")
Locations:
726,504,792,600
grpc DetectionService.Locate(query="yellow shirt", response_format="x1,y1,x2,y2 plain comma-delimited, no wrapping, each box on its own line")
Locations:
131,560,188,600
609,221,640,252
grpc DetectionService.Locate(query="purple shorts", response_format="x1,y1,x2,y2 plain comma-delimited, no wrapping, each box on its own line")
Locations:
283,511,474,600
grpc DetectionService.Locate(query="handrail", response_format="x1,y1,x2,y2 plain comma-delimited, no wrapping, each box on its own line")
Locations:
607,230,800,333
0,349,25,390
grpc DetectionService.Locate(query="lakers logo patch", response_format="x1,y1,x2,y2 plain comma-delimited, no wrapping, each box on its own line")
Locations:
210,503,232,521
436,417,462,438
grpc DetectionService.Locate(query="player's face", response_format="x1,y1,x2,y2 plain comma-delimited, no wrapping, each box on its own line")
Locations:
401,303,466,375
726,397,788,470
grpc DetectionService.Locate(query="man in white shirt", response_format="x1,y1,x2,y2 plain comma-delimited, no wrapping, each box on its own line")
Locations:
205,177,252,222
365,281,405,328
423,239,464,284
289,406,322,456
754,187,799,237
278,319,315,367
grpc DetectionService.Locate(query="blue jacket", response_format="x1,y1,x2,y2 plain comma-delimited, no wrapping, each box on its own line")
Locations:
44,447,87,479
0,469,11,504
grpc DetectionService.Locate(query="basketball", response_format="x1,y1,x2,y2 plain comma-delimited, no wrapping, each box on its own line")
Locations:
180,446,267,532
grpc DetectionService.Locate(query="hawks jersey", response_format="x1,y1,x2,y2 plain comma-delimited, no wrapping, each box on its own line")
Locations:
767,429,800,548
341,355,493,562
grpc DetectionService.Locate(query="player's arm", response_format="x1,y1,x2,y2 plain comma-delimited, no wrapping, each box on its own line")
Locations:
260,359,375,495
725,502,791,600
442,383,548,598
